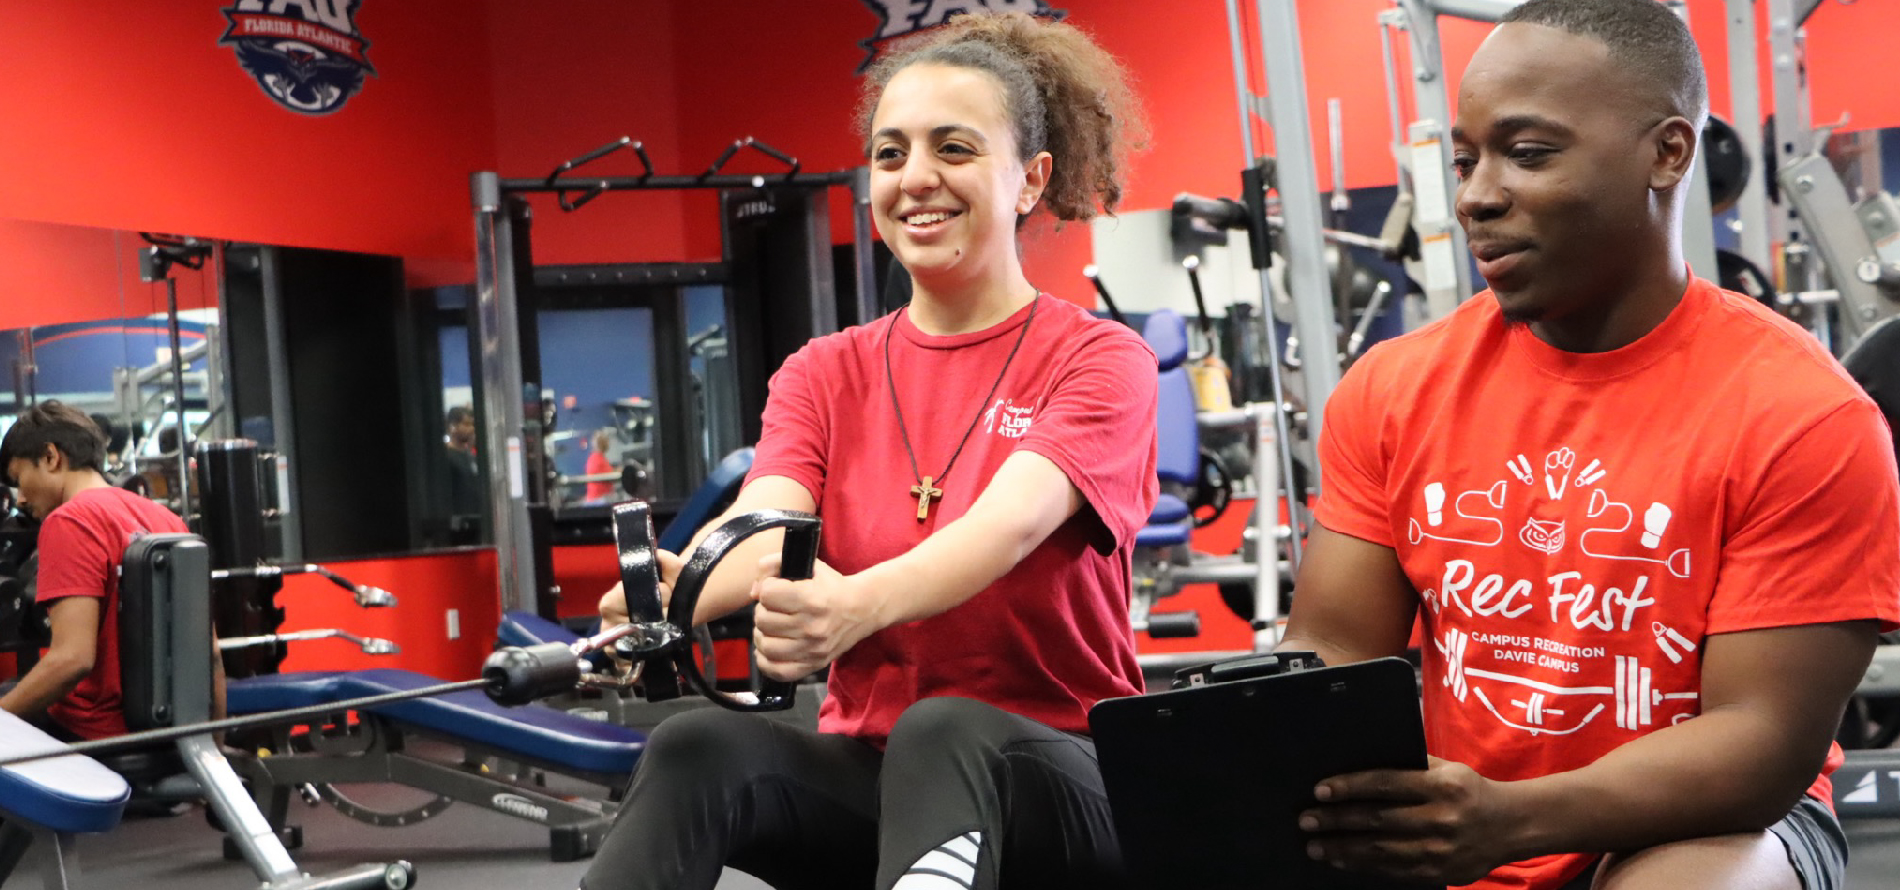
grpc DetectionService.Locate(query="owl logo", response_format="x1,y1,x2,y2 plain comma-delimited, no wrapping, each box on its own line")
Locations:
857,0,1067,72
220,0,376,115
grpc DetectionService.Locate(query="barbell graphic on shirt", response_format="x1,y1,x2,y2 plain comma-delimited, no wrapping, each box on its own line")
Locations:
1409,480,1509,547
1438,628,1699,734
1580,489,1692,579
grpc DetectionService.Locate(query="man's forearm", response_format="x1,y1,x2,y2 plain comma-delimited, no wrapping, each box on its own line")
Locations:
1274,632,1404,668
1499,707,1826,859
0,656,88,719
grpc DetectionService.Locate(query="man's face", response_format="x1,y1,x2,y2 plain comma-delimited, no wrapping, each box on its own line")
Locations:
1452,24,1666,324
6,450,62,520
449,416,475,448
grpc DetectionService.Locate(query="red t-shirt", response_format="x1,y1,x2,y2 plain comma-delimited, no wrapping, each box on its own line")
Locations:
36,486,190,740
585,449,615,501
1314,278,1900,890
750,295,1158,747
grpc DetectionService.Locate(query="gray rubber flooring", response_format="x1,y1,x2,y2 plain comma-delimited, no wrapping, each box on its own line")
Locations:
3,778,1887,889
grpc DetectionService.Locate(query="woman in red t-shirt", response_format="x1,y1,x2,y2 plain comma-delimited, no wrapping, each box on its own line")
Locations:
585,12,1158,890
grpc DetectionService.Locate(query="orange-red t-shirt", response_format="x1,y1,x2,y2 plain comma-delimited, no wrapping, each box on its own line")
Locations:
1314,278,1900,890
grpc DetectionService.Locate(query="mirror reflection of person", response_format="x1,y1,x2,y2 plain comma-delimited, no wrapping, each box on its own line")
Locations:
135,426,196,507
444,405,482,539
87,413,130,483
584,428,616,502
587,12,1157,890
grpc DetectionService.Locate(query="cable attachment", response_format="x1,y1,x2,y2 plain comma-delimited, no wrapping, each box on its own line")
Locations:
703,136,801,184
544,136,655,211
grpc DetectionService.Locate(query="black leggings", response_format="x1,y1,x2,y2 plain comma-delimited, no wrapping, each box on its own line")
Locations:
579,696,1131,890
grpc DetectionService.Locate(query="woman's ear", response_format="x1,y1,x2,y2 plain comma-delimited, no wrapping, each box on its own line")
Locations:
1018,152,1053,216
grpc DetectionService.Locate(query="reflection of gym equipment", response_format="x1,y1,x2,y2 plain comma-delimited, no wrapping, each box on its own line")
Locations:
125,234,222,521
542,396,661,505
472,135,873,619
687,323,745,477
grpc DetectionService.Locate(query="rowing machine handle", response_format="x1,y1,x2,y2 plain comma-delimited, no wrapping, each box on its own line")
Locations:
668,510,822,712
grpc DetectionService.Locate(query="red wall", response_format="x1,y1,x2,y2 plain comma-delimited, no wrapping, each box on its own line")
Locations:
6,0,1896,318
483,1,697,266
0,220,217,331
552,544,621,622
276,549,499,676
0,2,497,262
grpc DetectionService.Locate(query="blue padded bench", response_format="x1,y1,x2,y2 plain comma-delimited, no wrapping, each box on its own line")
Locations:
0,709,130,889
228,668,646,776
497,609,582,650
1135,522,1193,549
0,712,129,835
1150,493,1191,526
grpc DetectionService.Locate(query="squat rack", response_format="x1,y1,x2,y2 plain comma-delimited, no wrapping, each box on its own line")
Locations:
471,138,874,615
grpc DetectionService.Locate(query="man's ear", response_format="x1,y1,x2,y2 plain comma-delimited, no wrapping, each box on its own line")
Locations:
37,443,66,473
1650,116,1698,193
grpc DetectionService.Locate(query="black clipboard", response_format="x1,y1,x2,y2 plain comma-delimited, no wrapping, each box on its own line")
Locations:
1089,656,1440,890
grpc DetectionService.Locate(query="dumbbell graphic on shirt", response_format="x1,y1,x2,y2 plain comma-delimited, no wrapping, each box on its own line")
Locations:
1436,626,1700,736
1578,490,1692,579
1409,480,1510,547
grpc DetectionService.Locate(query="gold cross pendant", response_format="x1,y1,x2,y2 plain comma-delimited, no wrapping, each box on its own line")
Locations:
910,476,943,521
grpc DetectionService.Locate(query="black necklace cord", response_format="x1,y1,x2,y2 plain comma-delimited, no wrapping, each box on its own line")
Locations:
884,293,1042,493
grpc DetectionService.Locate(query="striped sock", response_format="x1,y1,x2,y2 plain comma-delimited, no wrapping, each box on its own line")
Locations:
891,831,982,889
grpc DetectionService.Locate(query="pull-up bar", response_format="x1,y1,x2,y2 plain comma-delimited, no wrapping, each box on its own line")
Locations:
508,135,859,211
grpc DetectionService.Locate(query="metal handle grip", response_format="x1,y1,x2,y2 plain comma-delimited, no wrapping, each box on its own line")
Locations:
668,510,822,712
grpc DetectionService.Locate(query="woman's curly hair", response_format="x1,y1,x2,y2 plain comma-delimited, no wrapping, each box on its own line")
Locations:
858,12,1147,223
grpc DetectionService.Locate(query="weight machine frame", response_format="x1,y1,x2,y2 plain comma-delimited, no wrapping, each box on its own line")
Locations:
470,139,875,615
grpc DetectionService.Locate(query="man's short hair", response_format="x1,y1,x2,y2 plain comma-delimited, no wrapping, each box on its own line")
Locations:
1,401,108,485
446,405,473,428
1501,0,1709,127
88,413,130,456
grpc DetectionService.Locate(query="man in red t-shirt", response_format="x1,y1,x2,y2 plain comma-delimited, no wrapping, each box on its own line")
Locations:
1280,3,1899,890
1,401,195,742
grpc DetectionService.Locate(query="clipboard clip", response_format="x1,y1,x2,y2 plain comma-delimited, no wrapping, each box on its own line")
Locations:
1171,651,1326,689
